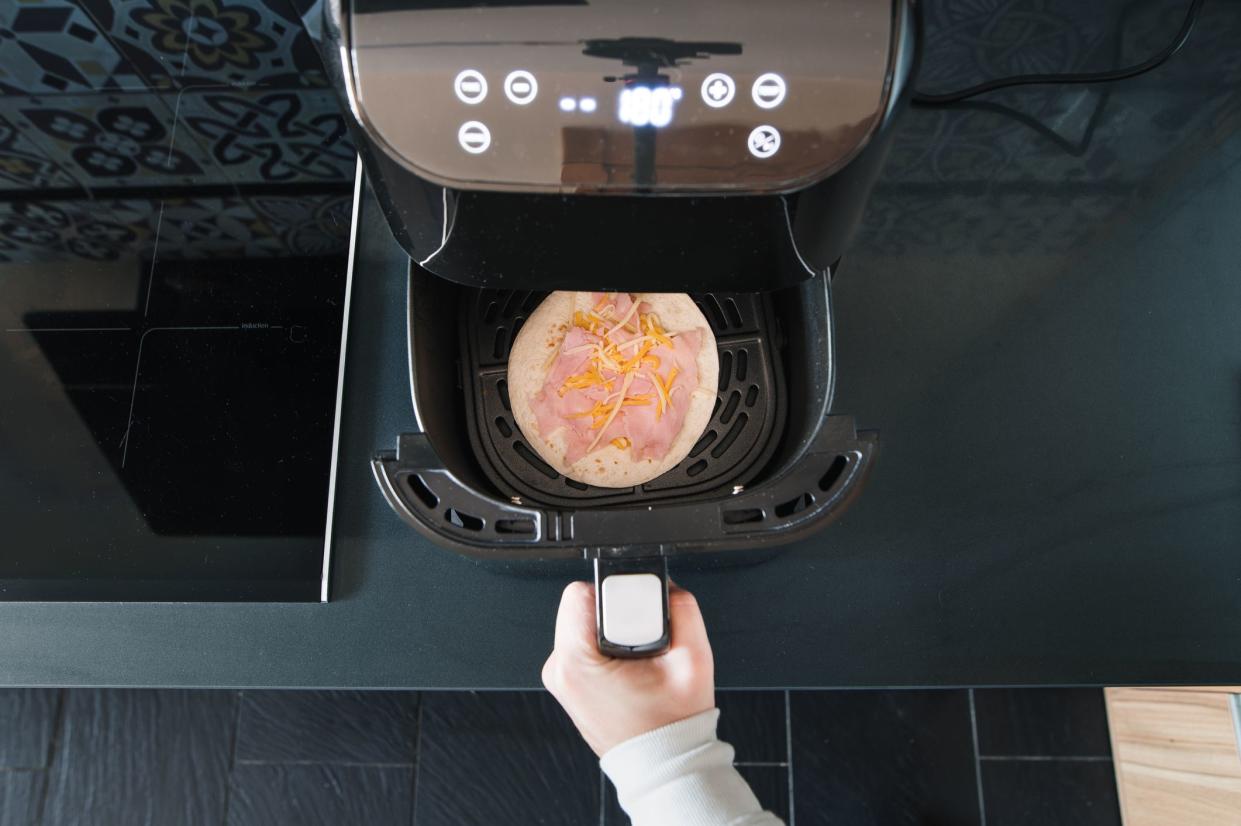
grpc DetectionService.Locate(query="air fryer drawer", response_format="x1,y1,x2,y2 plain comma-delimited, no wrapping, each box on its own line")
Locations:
372,267,877,559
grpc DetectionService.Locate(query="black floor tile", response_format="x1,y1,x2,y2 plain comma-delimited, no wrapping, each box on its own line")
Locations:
235,691,418,765
974,688,1112,757
42,689,237,826
0,689,59,768
717,691,787,764
791,690,982,826
602,775,627,825
226,764,413,826
0,770,43,826
414,691,599,826
737,766,790,822
981,760,1121,826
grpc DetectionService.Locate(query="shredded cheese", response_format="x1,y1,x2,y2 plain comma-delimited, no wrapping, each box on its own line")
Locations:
641,370,669,419
551,294,690,455
587,372,633,452
605,299,642,340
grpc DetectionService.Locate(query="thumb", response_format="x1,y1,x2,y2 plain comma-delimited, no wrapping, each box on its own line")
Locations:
553,581,606,661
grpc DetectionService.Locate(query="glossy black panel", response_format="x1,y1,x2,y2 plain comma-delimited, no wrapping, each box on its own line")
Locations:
43,690,236,826
981,761,1121,826
423,190,812,292
328,0,905,289
975,689,1112,758
414,691,599,825
0,689,59,769
0,0,353,602
0,242,346,600
226,764,414,826
791,690,981,826
348,0,899,193
235,691,419,764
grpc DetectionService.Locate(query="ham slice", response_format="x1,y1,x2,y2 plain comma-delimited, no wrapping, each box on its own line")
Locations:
528,295,703,465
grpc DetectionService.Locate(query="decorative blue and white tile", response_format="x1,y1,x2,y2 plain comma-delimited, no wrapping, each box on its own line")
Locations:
247,192,352,256
0,198,157,262
0,107,79,190
8,92,219,187
0,0,151,94
154,196,286,258
177,87,354,183
75,0,328,90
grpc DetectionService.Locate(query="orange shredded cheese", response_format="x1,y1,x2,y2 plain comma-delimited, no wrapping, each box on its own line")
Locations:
587,372,634,452
605,300,642,340
553,295,689,455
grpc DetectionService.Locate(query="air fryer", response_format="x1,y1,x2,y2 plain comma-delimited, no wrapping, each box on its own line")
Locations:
321,0,914,656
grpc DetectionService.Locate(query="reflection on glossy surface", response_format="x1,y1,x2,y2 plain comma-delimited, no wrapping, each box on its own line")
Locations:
0,211,348,600
0,0,355,601
347,0,897,192
865,0,1241,256
815,0,1241,678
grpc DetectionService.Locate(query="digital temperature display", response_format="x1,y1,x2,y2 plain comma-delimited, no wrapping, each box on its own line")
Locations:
617,85,683,128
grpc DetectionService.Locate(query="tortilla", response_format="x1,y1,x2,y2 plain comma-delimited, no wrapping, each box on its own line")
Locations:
507,291,719,488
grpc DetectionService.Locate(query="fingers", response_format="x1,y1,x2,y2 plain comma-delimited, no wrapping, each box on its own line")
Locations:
667,584,711,657
553,580,600,656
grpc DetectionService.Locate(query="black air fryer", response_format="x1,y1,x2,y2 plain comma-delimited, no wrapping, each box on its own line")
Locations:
321,0,914,656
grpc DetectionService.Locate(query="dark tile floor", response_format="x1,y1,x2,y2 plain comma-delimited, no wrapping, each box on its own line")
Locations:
0,688,1120,826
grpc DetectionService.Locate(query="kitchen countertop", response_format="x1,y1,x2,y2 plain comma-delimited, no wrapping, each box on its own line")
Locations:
2,0,1240,689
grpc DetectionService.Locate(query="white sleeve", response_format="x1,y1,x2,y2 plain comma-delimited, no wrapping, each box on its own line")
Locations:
599,708,786,826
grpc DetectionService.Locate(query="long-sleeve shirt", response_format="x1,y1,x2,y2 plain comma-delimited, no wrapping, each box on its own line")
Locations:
600,708,786,826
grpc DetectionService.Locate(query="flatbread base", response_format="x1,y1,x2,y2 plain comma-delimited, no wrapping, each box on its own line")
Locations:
507,291,719,488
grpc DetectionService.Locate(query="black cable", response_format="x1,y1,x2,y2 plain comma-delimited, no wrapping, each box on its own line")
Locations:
945,96,1111,156
911,0,1206,106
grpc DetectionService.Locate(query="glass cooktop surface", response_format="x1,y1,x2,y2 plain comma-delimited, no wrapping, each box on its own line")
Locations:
0,0,355,600
0,192,351,601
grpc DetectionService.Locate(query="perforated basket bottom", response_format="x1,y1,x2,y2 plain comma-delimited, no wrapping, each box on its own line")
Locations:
460,290,786,509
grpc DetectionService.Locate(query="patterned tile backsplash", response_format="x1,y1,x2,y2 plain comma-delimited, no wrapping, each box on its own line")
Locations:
0,109,79,190
0,0,354,261
75,0,328,89
0,197,158,261
0,191,350,262
2,93,215,187
0,0,149,94
176,87,354,184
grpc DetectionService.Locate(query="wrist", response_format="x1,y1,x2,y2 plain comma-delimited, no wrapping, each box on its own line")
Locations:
600,708,720,775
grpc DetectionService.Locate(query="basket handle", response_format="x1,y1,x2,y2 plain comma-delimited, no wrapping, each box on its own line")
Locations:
593,556,670,658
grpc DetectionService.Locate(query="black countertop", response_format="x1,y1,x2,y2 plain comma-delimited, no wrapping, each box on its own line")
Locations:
1,0,1240,688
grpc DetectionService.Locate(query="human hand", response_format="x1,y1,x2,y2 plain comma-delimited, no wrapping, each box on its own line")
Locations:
542,580,715,757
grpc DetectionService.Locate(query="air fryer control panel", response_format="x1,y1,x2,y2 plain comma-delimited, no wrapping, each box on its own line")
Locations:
346,0,899,194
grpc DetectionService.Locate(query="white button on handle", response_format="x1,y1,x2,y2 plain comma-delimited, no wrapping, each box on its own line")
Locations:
593,558,670,657
601,574,663,647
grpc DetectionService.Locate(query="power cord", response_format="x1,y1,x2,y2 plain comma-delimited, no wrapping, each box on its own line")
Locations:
911,0,1206,106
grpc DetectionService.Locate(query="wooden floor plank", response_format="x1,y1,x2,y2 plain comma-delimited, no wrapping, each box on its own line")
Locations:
1106,688,1241,826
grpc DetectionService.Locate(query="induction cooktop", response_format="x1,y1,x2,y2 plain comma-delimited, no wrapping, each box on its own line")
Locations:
0,189,353,601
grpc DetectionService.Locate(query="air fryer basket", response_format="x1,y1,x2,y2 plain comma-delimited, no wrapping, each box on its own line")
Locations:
464,289,785,508
372,266,877,560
